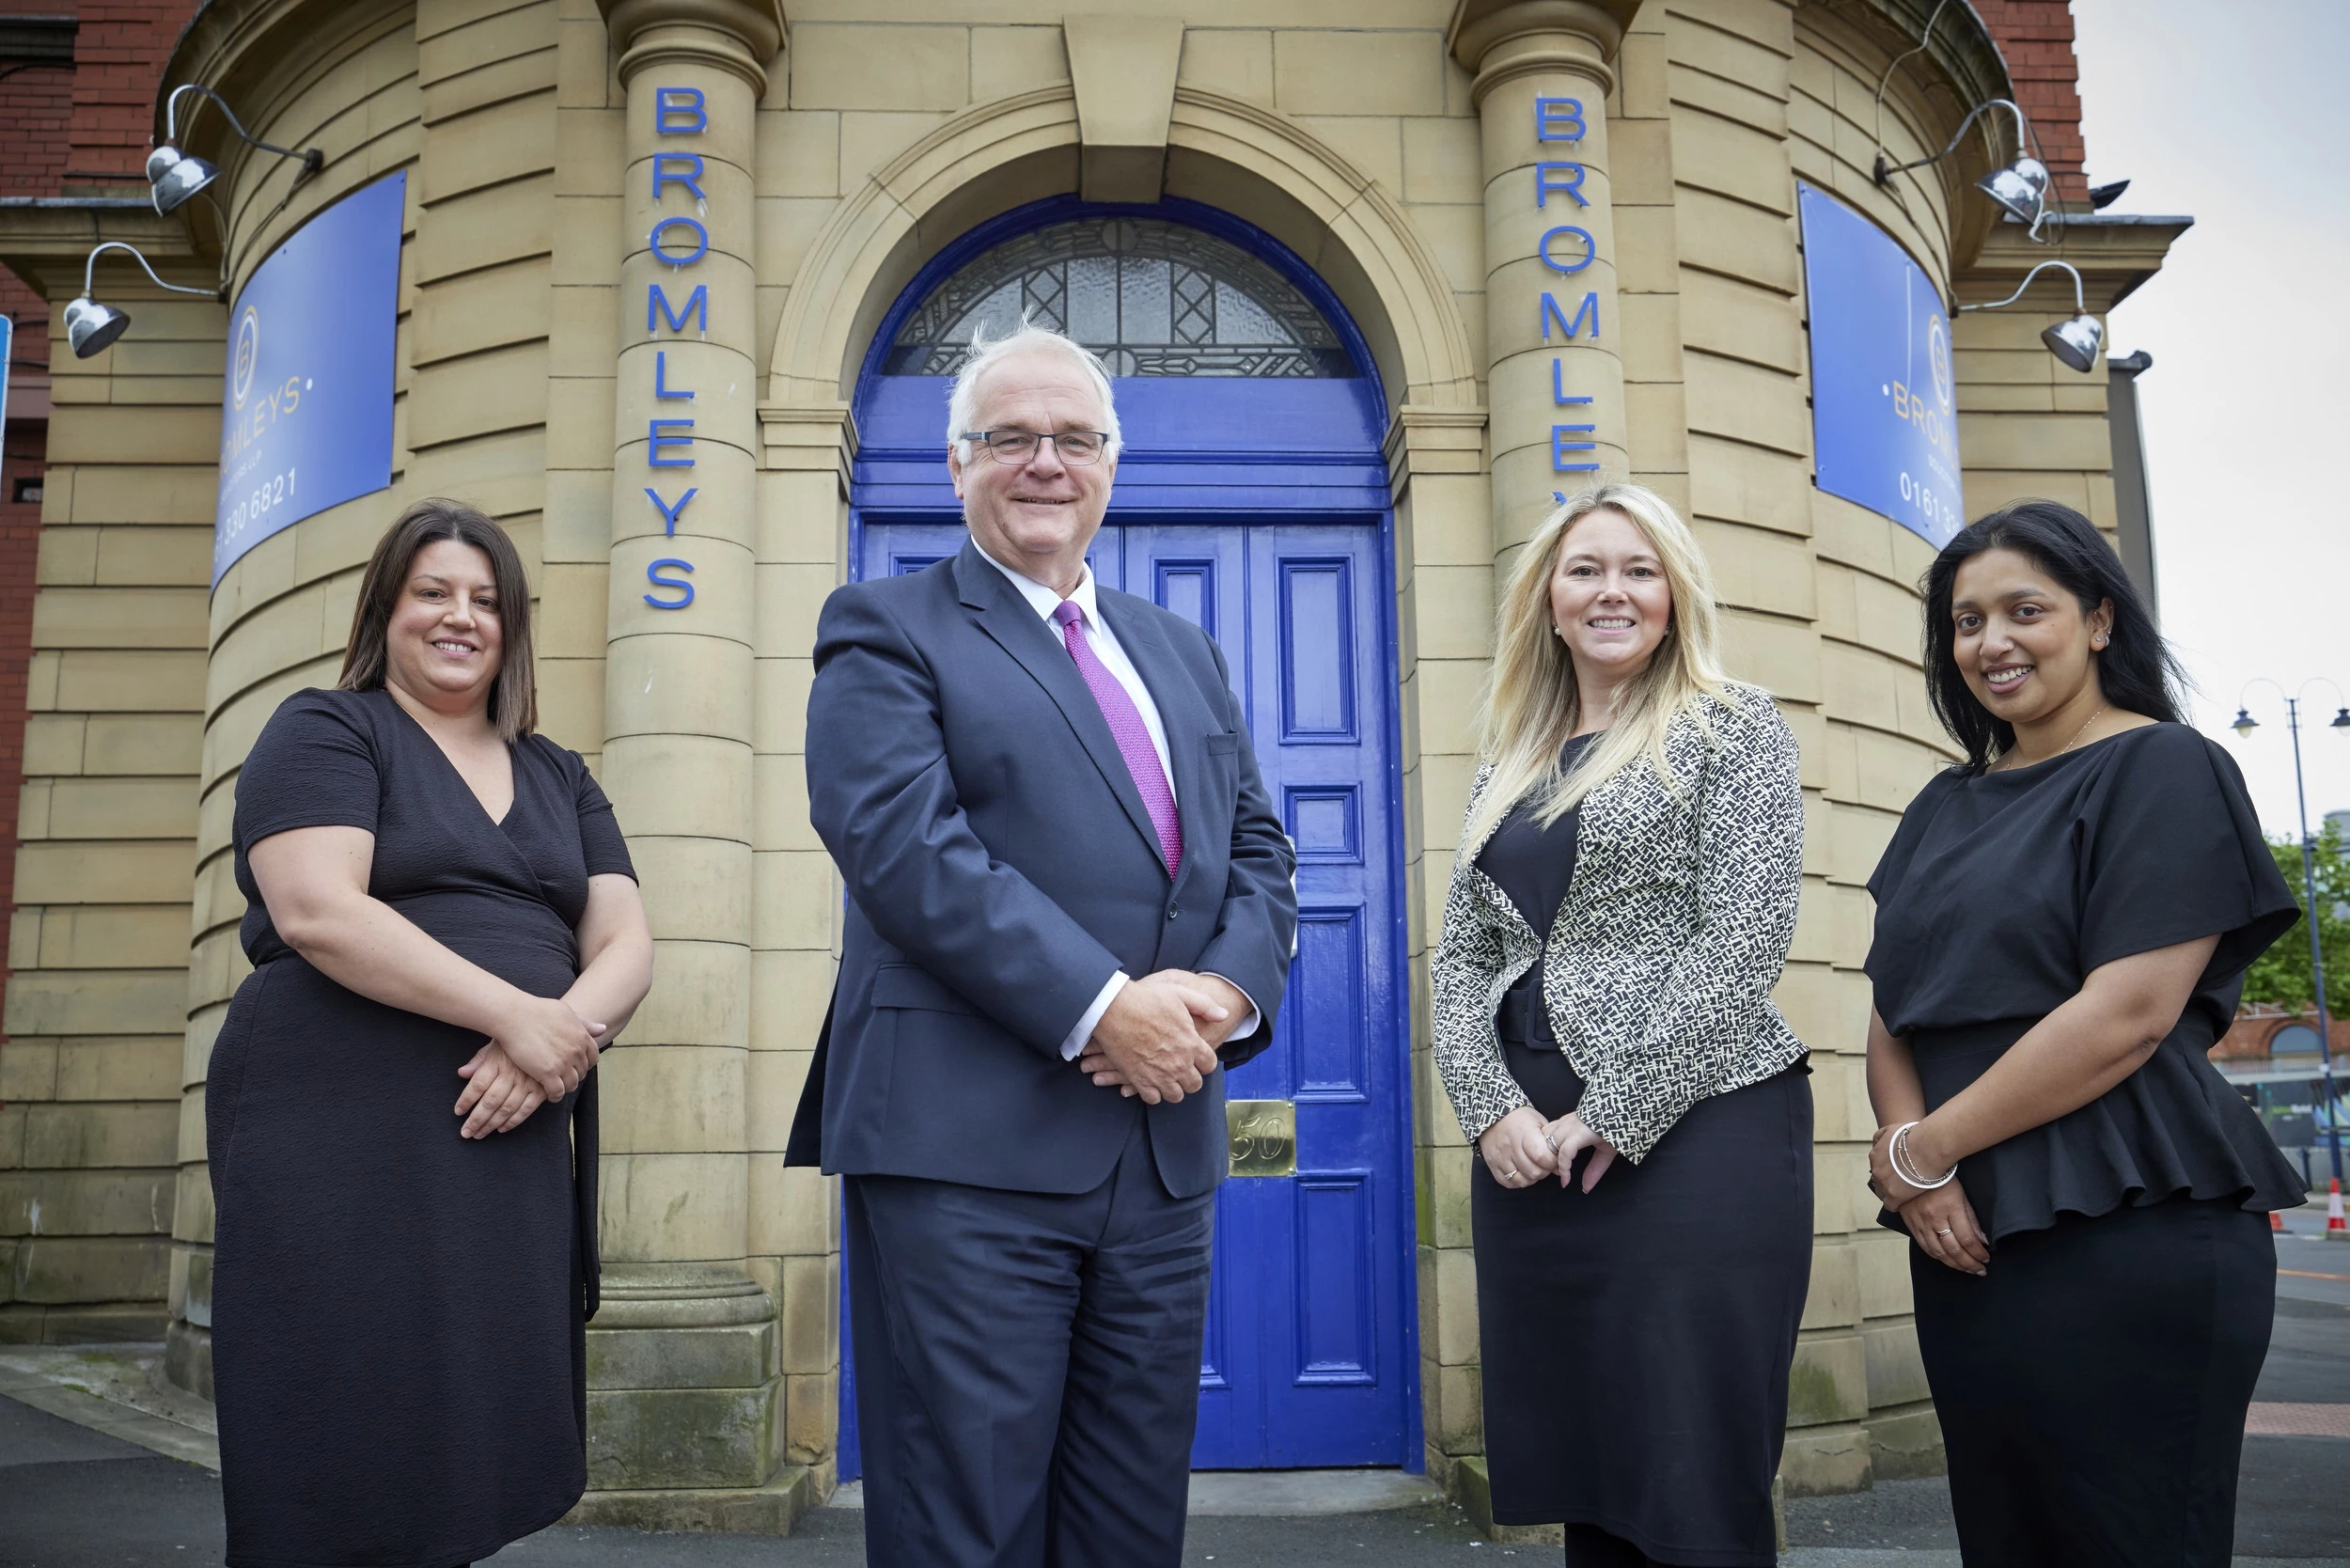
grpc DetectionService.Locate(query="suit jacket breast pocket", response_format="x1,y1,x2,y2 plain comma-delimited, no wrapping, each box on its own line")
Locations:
1197,729,1242,808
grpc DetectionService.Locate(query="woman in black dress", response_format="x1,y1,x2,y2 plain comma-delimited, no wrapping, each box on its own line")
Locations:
1433,484,1811,1567
1866,500,2301,1567
209,499,653,1568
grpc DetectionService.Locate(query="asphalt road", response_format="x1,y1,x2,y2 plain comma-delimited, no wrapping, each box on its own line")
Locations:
4,1225,2346,1566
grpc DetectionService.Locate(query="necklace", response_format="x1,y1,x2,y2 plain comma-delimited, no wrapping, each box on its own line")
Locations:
1997,703,2107,772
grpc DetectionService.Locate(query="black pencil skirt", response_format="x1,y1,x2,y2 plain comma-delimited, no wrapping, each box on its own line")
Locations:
1910,1195,2276,1567
1470,1044,1812,1567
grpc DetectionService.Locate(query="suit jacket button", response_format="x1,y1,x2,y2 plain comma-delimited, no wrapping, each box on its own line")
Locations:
1167,907,1179,921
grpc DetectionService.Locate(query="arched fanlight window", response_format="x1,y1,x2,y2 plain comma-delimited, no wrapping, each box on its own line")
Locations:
884,216,1351,378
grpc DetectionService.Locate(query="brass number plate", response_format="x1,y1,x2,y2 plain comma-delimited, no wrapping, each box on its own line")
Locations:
1226,1099,1296,1177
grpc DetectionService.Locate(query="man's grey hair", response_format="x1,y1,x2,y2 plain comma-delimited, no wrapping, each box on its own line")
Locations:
944,323,1123,463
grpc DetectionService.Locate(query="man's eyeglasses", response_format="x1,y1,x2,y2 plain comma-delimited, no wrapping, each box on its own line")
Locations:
960,429,1111,466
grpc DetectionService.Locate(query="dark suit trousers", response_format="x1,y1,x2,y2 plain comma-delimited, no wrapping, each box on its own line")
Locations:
845,1114,1214,1568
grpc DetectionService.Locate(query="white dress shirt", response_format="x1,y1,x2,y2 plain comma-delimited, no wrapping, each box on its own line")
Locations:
972,539,1262,1058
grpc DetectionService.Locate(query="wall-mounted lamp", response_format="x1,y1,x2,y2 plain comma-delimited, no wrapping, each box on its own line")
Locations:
1958,259,2102,373
66,242,220,358
147,83,323,215
1874,98,2052,238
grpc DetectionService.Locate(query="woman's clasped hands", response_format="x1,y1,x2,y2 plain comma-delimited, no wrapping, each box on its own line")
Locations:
453,993,606,1139
1868,1121,1990,1277
1479,1105,1620,1192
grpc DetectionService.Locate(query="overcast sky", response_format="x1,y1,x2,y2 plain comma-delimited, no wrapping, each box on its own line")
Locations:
2071,0,2350,839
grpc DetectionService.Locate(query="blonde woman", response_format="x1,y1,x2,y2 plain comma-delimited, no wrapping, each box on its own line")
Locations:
1433,484,1810,1568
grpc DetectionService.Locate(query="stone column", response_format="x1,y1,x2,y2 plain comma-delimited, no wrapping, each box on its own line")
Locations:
578,0,807,1532
1450,0,1644,559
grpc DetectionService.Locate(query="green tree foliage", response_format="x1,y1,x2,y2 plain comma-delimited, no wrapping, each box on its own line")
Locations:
2243,823,2350,1019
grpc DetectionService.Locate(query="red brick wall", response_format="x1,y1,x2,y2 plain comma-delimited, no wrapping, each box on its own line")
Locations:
0,418,46,1010
67,2,192,189
0,62,75,197
1974,0,2091,204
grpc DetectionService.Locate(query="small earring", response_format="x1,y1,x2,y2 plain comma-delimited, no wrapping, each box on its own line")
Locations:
1552,624,1563,638
2093,635,2107,649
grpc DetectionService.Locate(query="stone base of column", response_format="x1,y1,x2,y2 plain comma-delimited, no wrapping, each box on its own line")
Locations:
1779,1420,1872,1496
582,1262,807,1529
0,1302,169,1346
163,1316,212,1399
562,1465,819,1534
1862,1403,1948,1482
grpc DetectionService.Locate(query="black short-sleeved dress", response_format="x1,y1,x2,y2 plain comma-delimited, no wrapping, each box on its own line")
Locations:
1866,722,2301,1568
1471,737,1814,1568
208,688,635,1568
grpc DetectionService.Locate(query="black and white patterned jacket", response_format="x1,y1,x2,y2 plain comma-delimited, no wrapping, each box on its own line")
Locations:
1431,681,1807,1162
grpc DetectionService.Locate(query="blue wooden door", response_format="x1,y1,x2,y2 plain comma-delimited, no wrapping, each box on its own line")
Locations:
849,519,1412,1471
839,196,1418,1481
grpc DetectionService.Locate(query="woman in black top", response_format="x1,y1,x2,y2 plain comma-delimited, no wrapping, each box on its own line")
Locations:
1866,501,2301,1567
209,500,653,1568
1434,485,1810,1568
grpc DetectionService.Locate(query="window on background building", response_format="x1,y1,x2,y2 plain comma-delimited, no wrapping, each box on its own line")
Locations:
11,478,40,505
885,216,1350,378
2274,1024,2324,1055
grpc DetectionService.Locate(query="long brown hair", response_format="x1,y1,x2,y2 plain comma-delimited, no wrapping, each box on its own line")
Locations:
338,498,537,740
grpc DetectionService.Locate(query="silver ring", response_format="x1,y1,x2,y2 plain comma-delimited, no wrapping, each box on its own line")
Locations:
1936,1227,1954,1237
1501,1168,1520,1182
1543,1133,1560,1152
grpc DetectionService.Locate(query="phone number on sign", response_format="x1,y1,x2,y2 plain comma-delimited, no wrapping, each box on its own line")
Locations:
1897,470,1956,534
221,467,298,542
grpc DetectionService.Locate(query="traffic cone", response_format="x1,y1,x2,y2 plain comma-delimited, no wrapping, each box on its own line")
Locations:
2273,1208,2289,1233
2328,1178,2348,1240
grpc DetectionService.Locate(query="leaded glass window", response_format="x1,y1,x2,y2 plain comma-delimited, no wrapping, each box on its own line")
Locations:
884,217,1351,378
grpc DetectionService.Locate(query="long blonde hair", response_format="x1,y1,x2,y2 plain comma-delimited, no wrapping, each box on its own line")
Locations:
1464,483,1729,848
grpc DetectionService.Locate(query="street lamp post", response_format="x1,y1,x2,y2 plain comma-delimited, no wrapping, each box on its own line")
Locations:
2233,679,2350,1184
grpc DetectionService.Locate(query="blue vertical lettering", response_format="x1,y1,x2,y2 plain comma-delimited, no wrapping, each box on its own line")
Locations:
1536,162,1589,209
648,285,709,334
1535,97,1586,142
1541,292,1601,341
645,558,696,609
655,87,707,134
649,419,697,467
1538,226,1596,274
645,487,697,536
651,152,706,202
653,351,695,400
1552,360,1594,405
649,216,710,266
1552,426,1600,472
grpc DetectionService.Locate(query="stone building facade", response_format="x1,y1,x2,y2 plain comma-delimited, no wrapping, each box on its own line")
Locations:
0,0,2179,1532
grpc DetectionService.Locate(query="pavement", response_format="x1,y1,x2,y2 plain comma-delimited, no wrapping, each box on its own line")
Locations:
3,1208,2346,1566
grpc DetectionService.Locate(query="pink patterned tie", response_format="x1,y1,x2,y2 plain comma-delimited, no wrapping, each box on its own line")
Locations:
1052,599,1183,878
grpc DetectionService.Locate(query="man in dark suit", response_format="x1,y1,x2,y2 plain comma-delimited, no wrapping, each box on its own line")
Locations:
787,326,1296,1567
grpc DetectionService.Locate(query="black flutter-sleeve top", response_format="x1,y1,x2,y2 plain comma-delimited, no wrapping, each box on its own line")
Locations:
1865,722,2304,1239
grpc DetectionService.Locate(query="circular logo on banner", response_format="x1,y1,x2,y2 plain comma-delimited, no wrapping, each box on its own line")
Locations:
1928,315,1953,411
231,306,259,410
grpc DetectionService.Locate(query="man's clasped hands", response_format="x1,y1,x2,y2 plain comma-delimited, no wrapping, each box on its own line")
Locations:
1076,968,1248,1104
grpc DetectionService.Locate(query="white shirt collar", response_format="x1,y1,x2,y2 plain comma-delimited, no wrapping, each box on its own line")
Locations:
971,534,1102,630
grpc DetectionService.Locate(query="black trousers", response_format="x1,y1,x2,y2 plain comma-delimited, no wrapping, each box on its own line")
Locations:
845,1116,1214,1568
1912,1195,2275,1567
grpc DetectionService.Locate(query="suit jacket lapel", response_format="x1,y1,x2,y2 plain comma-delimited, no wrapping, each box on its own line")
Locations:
953,540,1164,866
1096,590,1217,899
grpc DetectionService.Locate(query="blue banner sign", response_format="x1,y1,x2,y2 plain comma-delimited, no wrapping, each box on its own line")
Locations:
212,172,403,586
1797,181,1962,547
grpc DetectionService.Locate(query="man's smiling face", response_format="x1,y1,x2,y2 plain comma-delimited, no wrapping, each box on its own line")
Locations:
948,345,1118,596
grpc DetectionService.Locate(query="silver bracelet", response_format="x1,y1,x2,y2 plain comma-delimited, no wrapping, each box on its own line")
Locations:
1888,1121,1957,1189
